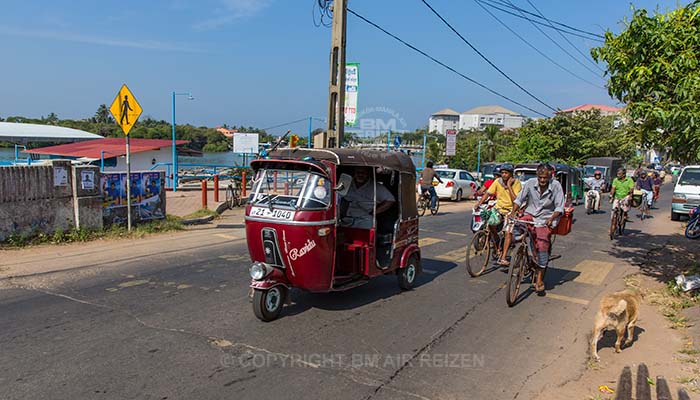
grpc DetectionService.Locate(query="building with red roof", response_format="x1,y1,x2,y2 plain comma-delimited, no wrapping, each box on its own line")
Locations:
26,138,193,173
557,104,624,116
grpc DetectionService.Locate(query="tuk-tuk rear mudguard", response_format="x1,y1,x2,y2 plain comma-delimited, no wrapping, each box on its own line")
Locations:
399,244,421,271
249,268,291,290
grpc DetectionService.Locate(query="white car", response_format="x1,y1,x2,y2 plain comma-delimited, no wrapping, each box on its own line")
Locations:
434,169,478,201
671,165,700,221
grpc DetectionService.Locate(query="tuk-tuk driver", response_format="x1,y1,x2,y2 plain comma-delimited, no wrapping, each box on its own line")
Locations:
342,167,395,229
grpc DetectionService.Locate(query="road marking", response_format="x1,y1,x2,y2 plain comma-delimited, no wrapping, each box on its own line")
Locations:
545,293,590,306
564,260,615,286
214,233,239,240
436,248,465,263
419,237,445,247
446,232,468,237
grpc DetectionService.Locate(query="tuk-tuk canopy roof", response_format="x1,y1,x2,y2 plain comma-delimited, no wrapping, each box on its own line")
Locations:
267,148,416,174
515,162,574,172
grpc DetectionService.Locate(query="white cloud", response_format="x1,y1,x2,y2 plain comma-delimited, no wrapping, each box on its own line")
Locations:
193,0,272,30
0,25,205,53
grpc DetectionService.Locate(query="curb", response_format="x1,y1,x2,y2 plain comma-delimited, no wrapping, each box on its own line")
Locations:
181,202,232,226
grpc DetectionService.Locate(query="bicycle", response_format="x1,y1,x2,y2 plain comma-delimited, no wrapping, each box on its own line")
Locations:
225,179,243,209
417,182,440,216
465,205,502,277
506,217,550,307
609,197,627,240
638,192,650,221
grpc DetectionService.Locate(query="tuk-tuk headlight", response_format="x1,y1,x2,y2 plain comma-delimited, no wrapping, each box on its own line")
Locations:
250,262,271,281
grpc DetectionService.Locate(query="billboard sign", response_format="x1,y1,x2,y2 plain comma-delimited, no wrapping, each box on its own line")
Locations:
345,63,359,126
233,133,260,154
445,129,457,156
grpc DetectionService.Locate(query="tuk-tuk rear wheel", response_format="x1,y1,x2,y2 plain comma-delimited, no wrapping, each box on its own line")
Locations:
252,287,287,322
399,255,420,290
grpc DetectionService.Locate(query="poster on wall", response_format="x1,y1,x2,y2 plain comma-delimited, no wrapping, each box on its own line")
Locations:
53,167,68,186
101,171,165,226
81,170,95,190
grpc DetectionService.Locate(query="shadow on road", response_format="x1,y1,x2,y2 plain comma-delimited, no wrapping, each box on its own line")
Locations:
283,258,458,317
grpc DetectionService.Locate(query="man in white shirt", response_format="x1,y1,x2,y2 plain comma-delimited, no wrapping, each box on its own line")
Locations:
341,167,395,229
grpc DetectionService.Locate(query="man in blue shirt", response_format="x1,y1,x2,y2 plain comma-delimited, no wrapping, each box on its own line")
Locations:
636,170,654,215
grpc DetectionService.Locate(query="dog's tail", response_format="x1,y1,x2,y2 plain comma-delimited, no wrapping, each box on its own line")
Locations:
608,299,628,317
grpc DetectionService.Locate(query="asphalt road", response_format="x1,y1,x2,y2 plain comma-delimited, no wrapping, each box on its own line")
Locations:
0,189,675,399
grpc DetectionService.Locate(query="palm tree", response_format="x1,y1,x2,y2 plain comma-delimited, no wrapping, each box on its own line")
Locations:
94,104,113,124
482,124,500,162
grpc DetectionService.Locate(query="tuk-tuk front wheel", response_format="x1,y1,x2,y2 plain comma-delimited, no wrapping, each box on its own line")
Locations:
252,287,287,322
398,255,420,290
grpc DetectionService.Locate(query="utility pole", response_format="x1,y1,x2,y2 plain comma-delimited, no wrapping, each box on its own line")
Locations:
324,0,348,148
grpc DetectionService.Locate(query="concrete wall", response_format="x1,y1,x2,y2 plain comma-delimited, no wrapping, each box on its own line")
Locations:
0,161,102,241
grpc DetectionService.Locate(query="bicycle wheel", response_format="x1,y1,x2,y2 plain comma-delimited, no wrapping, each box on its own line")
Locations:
686,218,700,239
618,211,626,235
506,245,527,307
417,198,427,216
225,185,234,209
466,230,491,277
430,197,440,215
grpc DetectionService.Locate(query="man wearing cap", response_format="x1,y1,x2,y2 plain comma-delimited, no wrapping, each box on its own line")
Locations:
474,163,522,266
584,170,605,213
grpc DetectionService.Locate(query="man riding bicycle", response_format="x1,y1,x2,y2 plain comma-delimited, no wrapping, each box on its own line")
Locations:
511,163,565,294
420,161,443,211
474,164,522,267
585,170,605,212
636,170,654,216
609,168,634,220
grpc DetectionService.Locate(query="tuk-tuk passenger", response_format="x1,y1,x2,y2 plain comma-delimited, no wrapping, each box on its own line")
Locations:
342,167,395,229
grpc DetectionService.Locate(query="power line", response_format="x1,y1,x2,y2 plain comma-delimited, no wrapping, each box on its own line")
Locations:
477,0,604,43
500,0,604,79
346,8,549,117
420,0,557,113
524,0,605,73
472,0,603,89
484,0,604,40
262,117,311,131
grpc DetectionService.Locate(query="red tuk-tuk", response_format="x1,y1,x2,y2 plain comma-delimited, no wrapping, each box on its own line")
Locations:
245,148,422,321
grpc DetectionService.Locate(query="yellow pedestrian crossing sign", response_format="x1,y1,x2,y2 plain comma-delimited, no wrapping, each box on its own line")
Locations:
109,84,142,135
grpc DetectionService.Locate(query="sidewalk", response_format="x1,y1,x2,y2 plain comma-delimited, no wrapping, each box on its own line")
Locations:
166,186,230,217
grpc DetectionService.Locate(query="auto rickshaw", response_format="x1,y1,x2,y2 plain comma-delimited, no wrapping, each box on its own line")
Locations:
245,148,422,321
514,162,582,205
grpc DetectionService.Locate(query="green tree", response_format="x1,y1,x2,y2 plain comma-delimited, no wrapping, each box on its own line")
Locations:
94,104,113,124
591,3,700,162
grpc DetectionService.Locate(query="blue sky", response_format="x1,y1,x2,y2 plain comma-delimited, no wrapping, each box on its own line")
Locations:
0,0,684,135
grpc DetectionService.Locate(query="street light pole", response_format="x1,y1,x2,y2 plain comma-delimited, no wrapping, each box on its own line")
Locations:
171,91,193,192
477,140,482,180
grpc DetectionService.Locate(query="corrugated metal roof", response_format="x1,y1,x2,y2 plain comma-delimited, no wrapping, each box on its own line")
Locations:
558,104,623,113
431,108,460,116
462,105,520,116
0,122,103,142
27,138,189,159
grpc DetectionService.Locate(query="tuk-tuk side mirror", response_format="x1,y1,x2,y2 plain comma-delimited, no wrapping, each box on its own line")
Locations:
336,173,353,196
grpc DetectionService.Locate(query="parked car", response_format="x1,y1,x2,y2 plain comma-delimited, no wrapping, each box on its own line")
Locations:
434,168,477,201
671,165,700,221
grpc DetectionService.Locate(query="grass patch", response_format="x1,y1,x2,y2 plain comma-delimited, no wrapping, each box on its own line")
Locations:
183,208,219,220
1,216,184,248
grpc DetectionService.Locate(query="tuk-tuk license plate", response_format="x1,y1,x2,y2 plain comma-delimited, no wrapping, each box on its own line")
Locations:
250,207,295,221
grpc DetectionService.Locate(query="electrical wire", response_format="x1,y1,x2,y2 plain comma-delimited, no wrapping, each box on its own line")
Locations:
477,0,604,43
347,8,549,117
524,0,605,73
472,0,603,89
420,0,556,113
262,117,311,131
500,0,604,79
483,0,604,40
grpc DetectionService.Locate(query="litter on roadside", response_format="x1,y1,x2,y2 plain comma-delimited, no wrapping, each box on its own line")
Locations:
675,274,700,292
598,385,615,394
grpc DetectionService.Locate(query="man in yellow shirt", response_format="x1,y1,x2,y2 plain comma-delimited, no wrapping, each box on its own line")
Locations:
474,163,522,266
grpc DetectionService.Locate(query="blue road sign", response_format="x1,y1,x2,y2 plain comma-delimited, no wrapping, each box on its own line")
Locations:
394,135,402,149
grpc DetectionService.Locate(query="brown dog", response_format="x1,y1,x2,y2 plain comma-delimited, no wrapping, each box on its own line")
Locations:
591,288,641,360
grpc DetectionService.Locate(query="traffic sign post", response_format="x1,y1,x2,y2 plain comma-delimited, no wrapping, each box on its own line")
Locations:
445,129,457,156
394,135,401,151
109,84,143,231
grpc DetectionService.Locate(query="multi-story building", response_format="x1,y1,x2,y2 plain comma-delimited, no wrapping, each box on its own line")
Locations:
429,105,526,135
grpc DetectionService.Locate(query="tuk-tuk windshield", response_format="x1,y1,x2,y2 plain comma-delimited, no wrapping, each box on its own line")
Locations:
516,170,537,182
251,169,331,210
584,166,607,178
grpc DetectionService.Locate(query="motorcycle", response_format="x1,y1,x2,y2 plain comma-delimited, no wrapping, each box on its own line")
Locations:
686,207,700,239
584,181,602,215
471,197,496,233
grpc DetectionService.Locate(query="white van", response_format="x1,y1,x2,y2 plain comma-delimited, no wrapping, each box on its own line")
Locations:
671,165,700,221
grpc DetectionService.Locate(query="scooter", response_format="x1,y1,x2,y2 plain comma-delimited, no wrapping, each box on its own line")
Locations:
686,207,700,239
